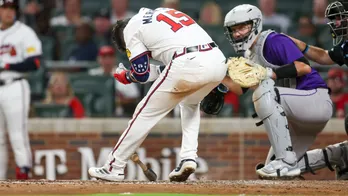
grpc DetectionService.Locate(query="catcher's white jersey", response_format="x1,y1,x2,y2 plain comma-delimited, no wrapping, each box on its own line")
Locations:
124,8,214,65
0,21,42,80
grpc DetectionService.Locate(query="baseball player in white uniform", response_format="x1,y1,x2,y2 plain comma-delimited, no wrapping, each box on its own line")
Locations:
0,0,42,179
89,7,227,181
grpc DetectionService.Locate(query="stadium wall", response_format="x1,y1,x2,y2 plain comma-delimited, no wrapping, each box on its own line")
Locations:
4,118,347,180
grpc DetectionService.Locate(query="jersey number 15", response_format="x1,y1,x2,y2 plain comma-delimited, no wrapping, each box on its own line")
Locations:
156,10,196,32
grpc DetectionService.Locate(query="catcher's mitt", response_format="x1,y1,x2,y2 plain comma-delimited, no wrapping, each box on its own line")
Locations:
226,57,273,88
200,83,228,115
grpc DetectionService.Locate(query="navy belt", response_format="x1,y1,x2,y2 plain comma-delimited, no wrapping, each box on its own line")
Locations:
173,42,218,60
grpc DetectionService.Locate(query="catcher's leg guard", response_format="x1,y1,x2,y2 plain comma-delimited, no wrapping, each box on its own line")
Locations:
252,79,297,164
298,140,348,180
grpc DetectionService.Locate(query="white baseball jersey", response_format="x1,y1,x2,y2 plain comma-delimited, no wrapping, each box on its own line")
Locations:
0,21,42,80
99,7,228,179
124,8,214,66
0,21,39,179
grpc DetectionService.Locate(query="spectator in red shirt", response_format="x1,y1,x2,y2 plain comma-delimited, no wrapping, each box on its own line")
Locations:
43,72,85,118
223,91,239,115
327,68,348,118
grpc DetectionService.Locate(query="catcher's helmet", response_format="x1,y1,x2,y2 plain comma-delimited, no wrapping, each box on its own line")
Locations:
224,4,262,54
325,1,348,46
111,18,131,53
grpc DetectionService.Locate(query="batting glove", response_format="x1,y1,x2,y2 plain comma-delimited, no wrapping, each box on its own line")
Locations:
113,63,131,85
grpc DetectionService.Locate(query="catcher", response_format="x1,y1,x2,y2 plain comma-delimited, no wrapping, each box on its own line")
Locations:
222,4,335,179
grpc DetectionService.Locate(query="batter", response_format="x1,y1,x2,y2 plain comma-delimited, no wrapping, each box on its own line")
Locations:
89,7,227,182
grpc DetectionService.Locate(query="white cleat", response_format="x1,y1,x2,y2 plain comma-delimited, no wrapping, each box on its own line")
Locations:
169,159,197,182
256,159,301,180
88,166,125,181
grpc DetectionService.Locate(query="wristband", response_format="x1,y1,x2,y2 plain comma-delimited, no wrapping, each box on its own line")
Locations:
302,44,309,54
274,63,297,79
125,71,135,83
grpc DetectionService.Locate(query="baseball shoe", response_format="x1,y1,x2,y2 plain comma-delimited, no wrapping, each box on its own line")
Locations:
88,166,125,181
256,159,301,180
169,159,197,182
255,162,264,179
16,167,30,180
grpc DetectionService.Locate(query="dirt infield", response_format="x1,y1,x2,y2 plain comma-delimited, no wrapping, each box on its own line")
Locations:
0,180,347,195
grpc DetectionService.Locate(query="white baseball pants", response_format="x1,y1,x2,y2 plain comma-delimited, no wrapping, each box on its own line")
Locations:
107,48,227,171
0,79,31,179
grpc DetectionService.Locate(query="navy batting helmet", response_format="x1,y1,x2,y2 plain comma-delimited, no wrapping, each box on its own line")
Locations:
0,0,19,18
111,18,131,53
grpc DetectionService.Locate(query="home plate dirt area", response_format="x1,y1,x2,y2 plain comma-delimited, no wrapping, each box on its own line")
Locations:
0,180,348,195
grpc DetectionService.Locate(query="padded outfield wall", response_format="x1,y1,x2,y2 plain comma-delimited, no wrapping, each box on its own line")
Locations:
4,118,347,180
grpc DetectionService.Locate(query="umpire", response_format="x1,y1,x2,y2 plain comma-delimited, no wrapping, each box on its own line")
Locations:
288,0,348,134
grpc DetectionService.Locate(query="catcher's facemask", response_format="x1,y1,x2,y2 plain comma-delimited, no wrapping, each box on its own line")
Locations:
224,20,260,54
111,18,130,53
325,1,348,46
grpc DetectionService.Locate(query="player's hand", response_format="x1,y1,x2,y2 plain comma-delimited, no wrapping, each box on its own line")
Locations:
113,63,131,84
113,70,131,84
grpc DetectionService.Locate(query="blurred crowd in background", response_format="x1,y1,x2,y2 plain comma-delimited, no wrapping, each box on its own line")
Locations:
14,0,348,118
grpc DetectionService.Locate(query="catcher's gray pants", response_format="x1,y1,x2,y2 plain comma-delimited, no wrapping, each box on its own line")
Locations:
262,86,343,176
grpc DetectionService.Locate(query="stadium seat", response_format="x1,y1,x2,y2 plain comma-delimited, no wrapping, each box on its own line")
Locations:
53,25,75,39
33,103,72,118
319,71,328,81
116,52,129,65
50,8,64,18
218,103,234,117
68,73,115,117
39,36,55,60
218,0,257,14
263,24,282,33
128,0,162,12
81,0,110,16
317,24,333,50
26,67,46,101
60,38,77,61
200,25,237,57
238,90,255,117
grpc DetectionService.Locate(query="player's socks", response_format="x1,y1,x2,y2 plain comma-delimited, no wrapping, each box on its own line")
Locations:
16,167,30,180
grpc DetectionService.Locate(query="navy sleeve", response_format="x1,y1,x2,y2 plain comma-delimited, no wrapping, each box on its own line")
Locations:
5,56,40,72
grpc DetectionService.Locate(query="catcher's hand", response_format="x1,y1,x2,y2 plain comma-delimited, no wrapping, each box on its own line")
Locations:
226,57,273,88
200,83,228,115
